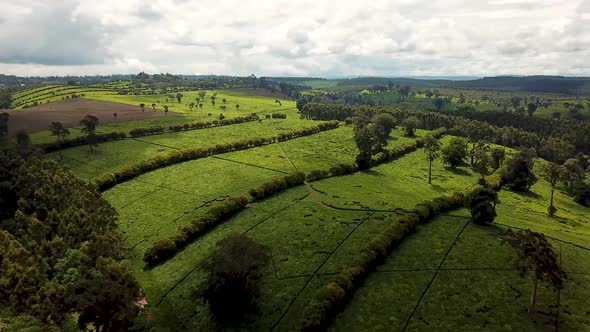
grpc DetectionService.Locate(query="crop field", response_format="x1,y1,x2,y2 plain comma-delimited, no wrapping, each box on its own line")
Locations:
17,88,589,331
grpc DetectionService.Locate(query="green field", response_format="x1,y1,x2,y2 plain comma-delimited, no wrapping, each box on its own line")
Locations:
35,88,590,331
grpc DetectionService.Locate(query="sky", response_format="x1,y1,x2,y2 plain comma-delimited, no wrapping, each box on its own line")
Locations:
0,0,588,77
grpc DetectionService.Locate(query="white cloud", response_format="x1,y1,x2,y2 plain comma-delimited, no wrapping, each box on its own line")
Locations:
0,0,587,76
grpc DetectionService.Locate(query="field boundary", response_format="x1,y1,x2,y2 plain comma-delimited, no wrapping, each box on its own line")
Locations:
400,217,471,331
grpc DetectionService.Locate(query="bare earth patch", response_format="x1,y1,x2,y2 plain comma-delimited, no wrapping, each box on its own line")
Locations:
1,98,178,135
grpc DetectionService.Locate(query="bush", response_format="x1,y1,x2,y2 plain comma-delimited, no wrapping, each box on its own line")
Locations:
465,187,499,224
271,112,287,119
201,234,269,322
249,173,305,200
143,239,176,266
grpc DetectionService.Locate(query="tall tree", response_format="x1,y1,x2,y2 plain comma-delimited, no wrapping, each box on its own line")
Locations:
540,162,564,217
49,121,70,160
423,135,441,184
526,103,537,117
371,113,397,137
139,103,145,112
503,229,565,315
472,148,493,180
189,102,195,111
79,115,99,152
176,93,183,103
491,147,506,171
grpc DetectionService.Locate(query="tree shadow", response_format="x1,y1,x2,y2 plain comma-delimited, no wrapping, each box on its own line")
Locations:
513,189,543,199
360,169,384,176
444,166,470,176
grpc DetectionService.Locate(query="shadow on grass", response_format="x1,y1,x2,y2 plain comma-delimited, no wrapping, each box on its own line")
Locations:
444,166,471,176
513,189,543,199
361,169,384,177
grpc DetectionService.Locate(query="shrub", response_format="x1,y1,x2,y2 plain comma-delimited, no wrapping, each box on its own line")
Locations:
271,112,287,119
306,169,329,181
465,187,499,224
143,239,176,266
201,234,270,322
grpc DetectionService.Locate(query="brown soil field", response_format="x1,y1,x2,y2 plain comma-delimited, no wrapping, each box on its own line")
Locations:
1,98,178,135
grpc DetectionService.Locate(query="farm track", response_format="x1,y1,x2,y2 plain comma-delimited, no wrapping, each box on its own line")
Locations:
212,155,291,175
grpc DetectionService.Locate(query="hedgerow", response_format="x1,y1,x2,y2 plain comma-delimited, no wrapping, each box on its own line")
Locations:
39,131,127,153
143,196,249,266
301,175,502,331
249,172,306,200
94,122,340,191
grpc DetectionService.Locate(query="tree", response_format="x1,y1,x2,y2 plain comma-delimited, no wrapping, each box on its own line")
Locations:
198,90,207,101
441,137,468,168
561,158,585,195
526,103,537,117
139,103,145,112
423,135,441,184
50,121,70,160
0,89,11,109
510,96,523,110
201,233,269,322
434,97,445,111
371,113,397,137
401,116,420,137
540,162,564,217
398,86,410,101
538,137,574,164
491,147,506,171
0,112,8,136
176,93,183,103
465,187,498,224
189,102,195,111
80,115,99,151
151,103,156,110
220,105,227,112
222,98,227,104
472,148,493,180
236,104,240,110
502,149,538,192
275,99,282,106
354,123,387,169
502,229,565,315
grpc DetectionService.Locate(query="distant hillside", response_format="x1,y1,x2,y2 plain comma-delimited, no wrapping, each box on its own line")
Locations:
446,76,590,95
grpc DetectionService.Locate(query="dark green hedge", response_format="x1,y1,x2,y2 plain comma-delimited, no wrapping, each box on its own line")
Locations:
39,131,127,153
301,191,468,331
94,122,340,191
143,196,249,266
249,172,306,200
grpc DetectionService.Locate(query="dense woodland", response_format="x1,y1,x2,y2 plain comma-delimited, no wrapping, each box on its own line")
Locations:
0,147,140,331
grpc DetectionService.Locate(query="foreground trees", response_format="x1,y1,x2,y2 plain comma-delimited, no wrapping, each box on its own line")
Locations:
0,112,8,136
0,151,139,330
201,234,269,322
503,229,565,315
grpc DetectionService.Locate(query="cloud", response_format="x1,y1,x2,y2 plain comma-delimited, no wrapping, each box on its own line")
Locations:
0,0,588,76
0,0,110,66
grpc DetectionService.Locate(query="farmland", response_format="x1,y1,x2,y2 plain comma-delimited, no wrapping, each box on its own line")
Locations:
2,84,590,332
